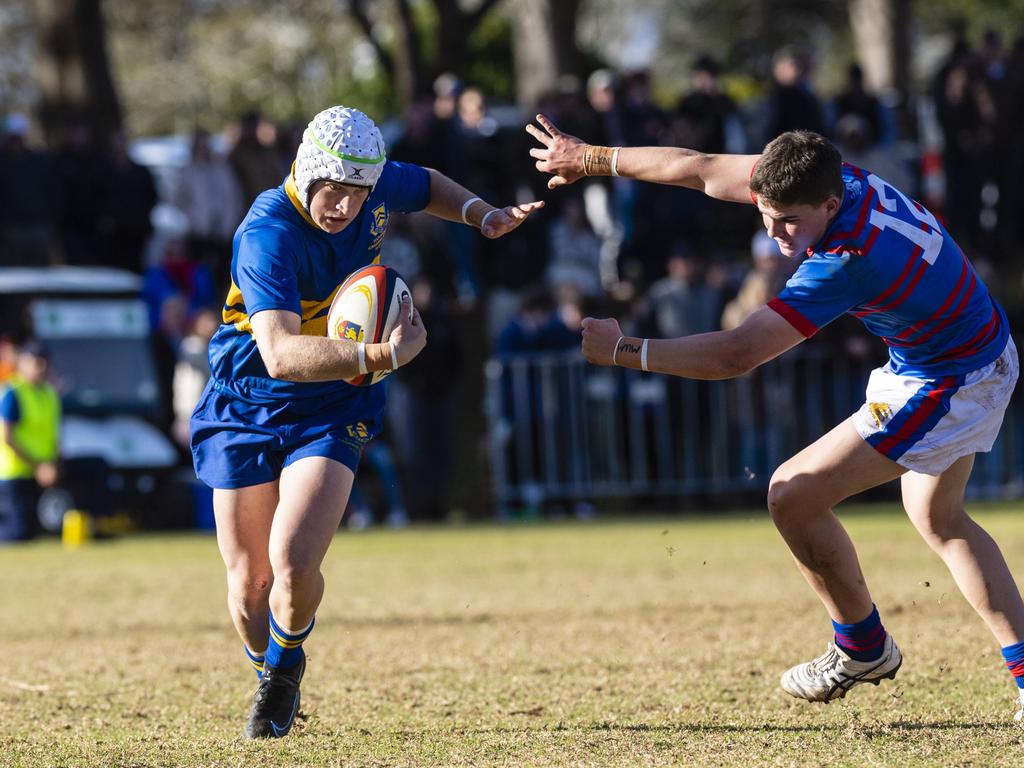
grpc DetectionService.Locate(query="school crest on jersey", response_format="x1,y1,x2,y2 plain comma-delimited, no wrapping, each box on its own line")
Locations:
868,402,893,429
369,203,388,251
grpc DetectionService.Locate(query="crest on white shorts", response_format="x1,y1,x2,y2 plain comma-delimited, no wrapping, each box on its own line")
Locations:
868,402,894,429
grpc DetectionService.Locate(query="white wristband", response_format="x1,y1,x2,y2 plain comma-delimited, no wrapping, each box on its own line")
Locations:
611,147,621,177
389,342,399,371
640,338,649,372
480,208,499,231
357,342,368,375
611,335,624,366
461,197,482,225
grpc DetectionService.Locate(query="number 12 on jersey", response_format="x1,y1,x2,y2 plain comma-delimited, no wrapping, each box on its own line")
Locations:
867,173,943,265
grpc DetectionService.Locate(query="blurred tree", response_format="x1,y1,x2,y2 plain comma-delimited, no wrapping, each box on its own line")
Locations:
511,0,585,108
32,0,122,146
849,0,910,96
345,0,512,104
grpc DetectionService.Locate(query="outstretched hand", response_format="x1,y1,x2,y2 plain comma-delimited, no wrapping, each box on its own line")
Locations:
526,114,588,190
481,201,545,239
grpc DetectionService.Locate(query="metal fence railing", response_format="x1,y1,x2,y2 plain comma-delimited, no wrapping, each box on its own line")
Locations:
484,345,1024,513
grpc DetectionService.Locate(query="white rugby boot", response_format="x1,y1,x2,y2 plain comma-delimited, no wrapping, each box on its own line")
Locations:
1014,689,1024,722
781,633,902,703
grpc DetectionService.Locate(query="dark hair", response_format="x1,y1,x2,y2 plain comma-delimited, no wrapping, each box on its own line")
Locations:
750,131,843,207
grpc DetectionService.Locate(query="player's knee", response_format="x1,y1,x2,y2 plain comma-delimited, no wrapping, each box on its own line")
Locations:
227,569,273,606
271,561,322,595
767,470,808,528
909,503,969,544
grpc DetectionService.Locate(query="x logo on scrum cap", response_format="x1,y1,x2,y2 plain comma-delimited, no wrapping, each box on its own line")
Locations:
349,167,364,179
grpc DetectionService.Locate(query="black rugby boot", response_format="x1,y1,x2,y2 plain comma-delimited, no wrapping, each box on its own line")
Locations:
242,649,305,738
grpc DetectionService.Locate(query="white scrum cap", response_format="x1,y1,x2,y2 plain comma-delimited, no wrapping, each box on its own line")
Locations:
293,106,386,210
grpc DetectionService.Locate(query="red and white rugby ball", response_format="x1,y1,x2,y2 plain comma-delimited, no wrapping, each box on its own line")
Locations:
327,264,411,386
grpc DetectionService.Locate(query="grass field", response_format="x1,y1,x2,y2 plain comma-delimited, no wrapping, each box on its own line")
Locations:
3,502,1024,767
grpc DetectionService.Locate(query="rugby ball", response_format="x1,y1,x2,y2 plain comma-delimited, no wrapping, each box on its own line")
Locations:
327,264,411,386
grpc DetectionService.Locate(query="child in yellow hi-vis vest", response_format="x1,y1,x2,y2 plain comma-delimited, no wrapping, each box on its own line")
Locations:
0,340,60,541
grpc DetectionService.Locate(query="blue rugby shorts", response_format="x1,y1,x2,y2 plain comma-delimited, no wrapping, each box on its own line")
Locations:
190,379,379,489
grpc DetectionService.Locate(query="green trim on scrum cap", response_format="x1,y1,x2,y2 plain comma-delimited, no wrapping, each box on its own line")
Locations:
306,128,386,165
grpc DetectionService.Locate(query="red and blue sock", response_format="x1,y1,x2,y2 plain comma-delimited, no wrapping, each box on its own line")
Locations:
265,613,314,671
1001,640,1024,690
244,645,266,680
832,605,887,662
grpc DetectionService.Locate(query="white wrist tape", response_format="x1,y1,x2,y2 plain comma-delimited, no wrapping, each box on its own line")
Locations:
461,197,482,225
611,335,624,366
480,208,499,231
357,342,368,375
611,147,621,177
640,338,649,372
389,342,399,371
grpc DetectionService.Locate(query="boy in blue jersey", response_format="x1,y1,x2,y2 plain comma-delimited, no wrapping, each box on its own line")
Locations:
192,106,543,739
529,118,1024,718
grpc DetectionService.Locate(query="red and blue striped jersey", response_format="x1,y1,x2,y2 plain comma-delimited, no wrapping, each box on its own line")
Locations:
768,163,1008,378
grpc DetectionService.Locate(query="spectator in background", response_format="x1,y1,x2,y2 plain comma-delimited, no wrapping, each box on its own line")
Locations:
495,287,580,355
933,47,997,253
97,131,158,274
228,110,285,209
721,231,794,330
142,237,216,331
762,46,827,142
0,335,18,383
54,118,105,266
833,113,911,193
997,36,1024,259
676,54,742,154
174,129,243,290
620,69,668,148
831,64,886,146
545,195,603,299
172,307,219,450
645,244,722,338
583,69,628,290
0,114,58,266
387,275,462,521
0,341,60,542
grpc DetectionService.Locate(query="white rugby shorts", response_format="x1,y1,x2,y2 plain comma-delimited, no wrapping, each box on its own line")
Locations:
852,337,1019,476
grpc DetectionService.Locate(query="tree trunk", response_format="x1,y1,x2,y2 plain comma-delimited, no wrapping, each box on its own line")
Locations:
847,0,910,96
511,0,557,109
32,0,122,146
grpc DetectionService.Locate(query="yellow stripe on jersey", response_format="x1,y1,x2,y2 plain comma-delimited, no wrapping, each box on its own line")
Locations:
223,279,343,338
222,280,252,333
284,166,318,228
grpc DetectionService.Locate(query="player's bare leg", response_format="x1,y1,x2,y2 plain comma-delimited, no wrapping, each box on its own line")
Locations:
768,418,906,622
268,456,354,630
214,481,279,656
242,456,354,739
769,418,907,701
902,454,1024,717
902,454,1024,644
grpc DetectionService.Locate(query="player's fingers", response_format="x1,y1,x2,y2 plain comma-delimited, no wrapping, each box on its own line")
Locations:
535,114,562,137
520,200,545,211
525,123,552,146
528,147,549,161
547,176,567,189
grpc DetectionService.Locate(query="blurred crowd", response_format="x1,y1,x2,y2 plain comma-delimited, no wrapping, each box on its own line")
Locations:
2,27,1024,530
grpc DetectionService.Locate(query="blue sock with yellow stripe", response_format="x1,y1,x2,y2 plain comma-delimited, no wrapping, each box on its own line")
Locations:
266,613,314,670
244,645,266,680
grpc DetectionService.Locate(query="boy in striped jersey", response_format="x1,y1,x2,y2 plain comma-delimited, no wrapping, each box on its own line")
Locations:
529,119,1024,717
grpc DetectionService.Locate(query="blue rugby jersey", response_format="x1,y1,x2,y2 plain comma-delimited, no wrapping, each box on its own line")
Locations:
768,163,1008,378
206,159,430,412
